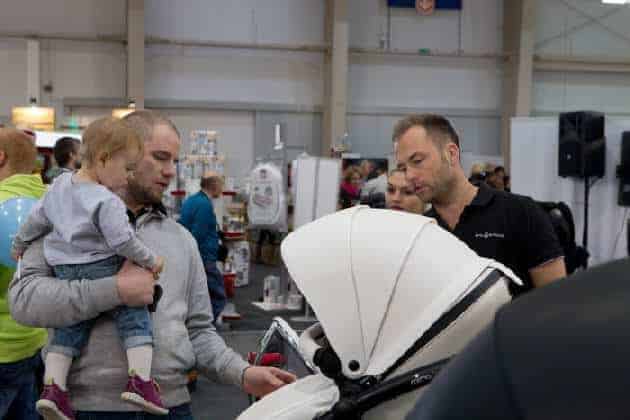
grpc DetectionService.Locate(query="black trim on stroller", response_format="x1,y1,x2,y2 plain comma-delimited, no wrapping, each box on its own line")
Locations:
316,269,505,420
317,358,450,420
382,268,504,380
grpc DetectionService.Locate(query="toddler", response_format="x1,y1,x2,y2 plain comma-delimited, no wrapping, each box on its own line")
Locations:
12,117,168,419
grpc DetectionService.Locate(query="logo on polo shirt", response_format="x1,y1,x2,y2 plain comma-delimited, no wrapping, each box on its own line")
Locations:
475,232,505,239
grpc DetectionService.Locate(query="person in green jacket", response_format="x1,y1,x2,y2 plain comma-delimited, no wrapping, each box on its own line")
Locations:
0,128,47,420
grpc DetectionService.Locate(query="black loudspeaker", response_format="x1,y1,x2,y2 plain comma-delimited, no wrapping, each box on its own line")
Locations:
558,111,606,178
616,132,630,206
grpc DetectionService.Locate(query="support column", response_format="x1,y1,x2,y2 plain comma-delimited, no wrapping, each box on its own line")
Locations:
26,40,40,104
501,0,535,171
322,0,349,157
127,0,145,109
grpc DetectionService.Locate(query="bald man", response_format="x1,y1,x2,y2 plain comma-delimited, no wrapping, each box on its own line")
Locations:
179,172,226,322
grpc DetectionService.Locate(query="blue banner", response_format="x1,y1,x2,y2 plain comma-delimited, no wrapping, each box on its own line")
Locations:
387,0,462,9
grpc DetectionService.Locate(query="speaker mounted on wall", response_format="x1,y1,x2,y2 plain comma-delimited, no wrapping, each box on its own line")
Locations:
558,111,606,179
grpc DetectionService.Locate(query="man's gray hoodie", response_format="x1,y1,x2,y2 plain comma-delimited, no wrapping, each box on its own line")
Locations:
9,207,249,411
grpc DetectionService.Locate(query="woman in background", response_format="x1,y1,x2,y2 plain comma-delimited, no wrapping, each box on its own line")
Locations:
339,166,362,209
386,169,426,214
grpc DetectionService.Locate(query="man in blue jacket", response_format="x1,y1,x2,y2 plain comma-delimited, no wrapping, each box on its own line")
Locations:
180,172,226,322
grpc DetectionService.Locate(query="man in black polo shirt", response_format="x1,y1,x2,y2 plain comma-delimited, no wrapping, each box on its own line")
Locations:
393,114,566,294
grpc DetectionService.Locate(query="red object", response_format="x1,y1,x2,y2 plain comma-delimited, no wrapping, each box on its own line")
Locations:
170,190,186,197
224,231,245,239
247,352,285,367
122,374,168,415
37,382,76,420
223,273,235,298
222,190,237,196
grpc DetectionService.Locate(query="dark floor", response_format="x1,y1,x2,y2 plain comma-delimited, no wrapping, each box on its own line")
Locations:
189,333,258,420
190,263,317,419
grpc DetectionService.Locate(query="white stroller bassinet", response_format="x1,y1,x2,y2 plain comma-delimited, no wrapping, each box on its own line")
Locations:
238,206,521,420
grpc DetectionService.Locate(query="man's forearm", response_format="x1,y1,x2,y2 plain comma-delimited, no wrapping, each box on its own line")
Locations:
8,239,122,328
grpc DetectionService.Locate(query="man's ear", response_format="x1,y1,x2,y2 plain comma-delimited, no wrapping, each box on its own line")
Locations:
446,143,460,166
0,150,6,167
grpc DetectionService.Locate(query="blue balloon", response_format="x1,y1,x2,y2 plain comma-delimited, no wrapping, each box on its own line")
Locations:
0,197,38,269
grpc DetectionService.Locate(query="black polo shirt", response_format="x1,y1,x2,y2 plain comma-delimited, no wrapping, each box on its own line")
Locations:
425,183,563,295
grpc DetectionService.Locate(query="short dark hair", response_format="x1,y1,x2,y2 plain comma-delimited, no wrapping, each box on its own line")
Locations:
392,114,460,150
53,137,80,167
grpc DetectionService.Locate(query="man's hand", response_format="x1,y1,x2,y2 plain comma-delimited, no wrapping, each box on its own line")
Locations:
152,256,165,280
116,260,156,307
242,366,297,398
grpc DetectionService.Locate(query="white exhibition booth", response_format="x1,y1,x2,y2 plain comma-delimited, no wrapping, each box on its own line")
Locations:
34,131,81,148
511,117,629,266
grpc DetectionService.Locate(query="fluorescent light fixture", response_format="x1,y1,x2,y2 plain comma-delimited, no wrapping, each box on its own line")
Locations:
112,100,136,119
12,105,55,131
602,0,627,4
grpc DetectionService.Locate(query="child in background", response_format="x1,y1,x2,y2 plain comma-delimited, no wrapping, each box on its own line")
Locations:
12,117,167,419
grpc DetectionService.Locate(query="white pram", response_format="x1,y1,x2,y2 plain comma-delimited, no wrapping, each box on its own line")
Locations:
238,207,521,420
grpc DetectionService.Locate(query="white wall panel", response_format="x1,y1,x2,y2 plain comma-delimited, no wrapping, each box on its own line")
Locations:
533,1,630,116
46,41,126,100
534,71,630,115
0,39,27,117
0,0,126,35
146,0,325,44
348,55,502,110
145,46,324,106
535,0,630,57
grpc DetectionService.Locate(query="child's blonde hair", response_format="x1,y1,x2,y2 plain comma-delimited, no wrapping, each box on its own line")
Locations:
82,117,143,167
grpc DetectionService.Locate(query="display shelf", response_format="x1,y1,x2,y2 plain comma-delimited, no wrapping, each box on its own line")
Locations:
224,234,246,241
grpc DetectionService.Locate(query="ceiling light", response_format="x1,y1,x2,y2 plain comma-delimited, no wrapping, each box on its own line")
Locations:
12,98,55,131
112,100,137,119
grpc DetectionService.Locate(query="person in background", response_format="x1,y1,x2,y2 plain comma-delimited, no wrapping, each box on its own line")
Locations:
359,160,375,181
339,166,362,209
393,114,566,296
9,111,295,420
486,165,507,191
179,171,227,324
0,128,47,420
468,163,487,186
386,169,426,214
360,162,388,206
46,137,81,183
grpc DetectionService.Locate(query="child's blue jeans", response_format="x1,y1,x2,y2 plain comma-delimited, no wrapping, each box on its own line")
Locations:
48,255,153,357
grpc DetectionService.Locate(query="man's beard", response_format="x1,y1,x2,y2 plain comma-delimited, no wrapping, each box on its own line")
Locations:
427,160,454,205
127,178,161,206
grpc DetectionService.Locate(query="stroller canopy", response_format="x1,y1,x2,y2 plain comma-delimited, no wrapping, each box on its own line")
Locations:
281,206,520,380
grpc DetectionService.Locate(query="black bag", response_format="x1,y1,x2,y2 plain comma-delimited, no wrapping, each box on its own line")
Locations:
217,227,229,263
537,201,588,274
